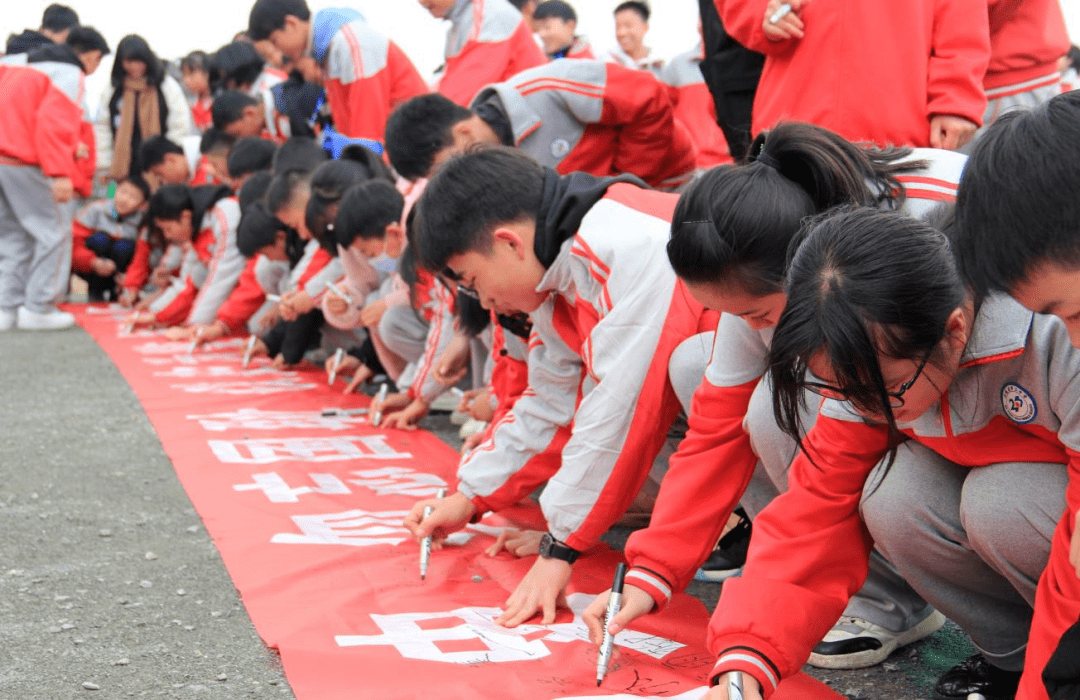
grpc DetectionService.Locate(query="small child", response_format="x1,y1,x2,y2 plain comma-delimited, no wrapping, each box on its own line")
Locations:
181,51,213,133
71,176,151,301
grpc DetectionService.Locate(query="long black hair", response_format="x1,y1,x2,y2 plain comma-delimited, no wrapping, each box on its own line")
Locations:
767,206,965,456
110,34,165,88
667,122,921,296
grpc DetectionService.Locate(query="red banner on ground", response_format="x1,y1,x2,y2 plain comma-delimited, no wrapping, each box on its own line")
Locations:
73,305,840,700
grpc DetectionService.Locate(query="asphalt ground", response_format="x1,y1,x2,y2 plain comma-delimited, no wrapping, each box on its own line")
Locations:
0,323,977,699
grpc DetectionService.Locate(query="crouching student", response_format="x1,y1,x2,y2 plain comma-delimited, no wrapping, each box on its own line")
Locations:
129,184,244,329
71,176,150,301
402,147,716,626
385,59,697,190
212,90,290,144
949,89,1080,700
582,123,968,671
704,207,1074,700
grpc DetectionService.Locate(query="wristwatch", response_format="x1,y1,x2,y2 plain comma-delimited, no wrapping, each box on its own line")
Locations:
538,533,580,564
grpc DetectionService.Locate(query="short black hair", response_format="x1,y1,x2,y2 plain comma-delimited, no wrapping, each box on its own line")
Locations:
66,26,110,56
212,90,261,130
954,91,1080,296
248,0,311,41
534,0,576,22
266,170,310,215
118,175,152,203
335,180,405,248
238,170,273,211
237,201,285,257
305,159,374,252
181,50,210,73
210,41,265,91
384,94,472,181
148,184,195,222
200,128,236,156
41,4,79,32
228,138,277,178
139,136,184,172
272,137,328,175
414,147,544,274
614,1,649,21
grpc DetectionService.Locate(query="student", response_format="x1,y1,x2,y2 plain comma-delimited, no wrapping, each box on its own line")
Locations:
181,51,214,133
71,177,151,301
196,129,236,187
401,147,715,626
139,136,199,188
212,90,290,143
226,137,277,190
0,42,85,330
5,3,80,55
580,122,968,671
607,1,664,76
247,0,428,144
209,40,286,96
419,0,547,107
533,1,594,60
661,42,732,168
701,206,1074,700
385,60,697,189
94,35,193,182
129,184,244,329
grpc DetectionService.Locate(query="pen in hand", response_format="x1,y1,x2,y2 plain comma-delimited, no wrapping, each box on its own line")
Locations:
372,382,389,426
596,562,627,686
769,3,792,24
729,671,745,700
420,487,447,580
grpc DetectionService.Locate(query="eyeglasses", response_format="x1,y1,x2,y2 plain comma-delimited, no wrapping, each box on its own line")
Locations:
804,352,932,409
456,283,480,300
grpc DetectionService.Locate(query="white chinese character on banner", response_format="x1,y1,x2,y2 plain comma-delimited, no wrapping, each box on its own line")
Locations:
209,435,411,463
188,408,367,432
334,593,685,664
133,338,244,354
234,472,352,502
270,509,412,546
557,689,708,700
155,366,278,378
347,467,448,497
173,378,318,395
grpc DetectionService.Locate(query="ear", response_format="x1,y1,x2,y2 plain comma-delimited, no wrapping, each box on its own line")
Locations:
384,223,406,257
492,226,527,259
274,229,287,245
180,210,194,230
243,105,261,120
943,305,970,354
450,118,475,144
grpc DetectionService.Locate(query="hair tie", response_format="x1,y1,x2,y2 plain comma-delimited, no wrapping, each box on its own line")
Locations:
751,151,781,171
747,131,780,171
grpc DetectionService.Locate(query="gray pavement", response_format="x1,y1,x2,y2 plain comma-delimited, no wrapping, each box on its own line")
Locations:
0,324,977,699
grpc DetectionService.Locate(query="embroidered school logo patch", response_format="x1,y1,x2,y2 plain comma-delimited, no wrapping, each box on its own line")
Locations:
550,138,571,158
1001,383,1037,424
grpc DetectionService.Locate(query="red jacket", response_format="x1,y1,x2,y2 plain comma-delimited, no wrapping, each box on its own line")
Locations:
438,0,548,106
716,0,990,147
0,63,82,179
661,48,733,168
215,256,266,333
984,0,1070,94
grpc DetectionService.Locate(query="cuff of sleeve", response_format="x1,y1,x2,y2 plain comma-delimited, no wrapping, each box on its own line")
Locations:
625,568,673,611
465,493,490,522
710,643,781,699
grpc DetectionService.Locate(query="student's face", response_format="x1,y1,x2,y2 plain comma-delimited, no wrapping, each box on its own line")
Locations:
182,67,210,96
150,154,190,186
614,10,648,54
204,153,231,186
418,0,458,19
443,224,548,315
79,50,103,76
113,182,147,217
255,39,288,70
269,15,309,62
536,17,576,55
122,58,148,79
276,190,312,241
1011,261,1080,347
684,280,787,331
224,106,265,140
156,212,194,244
350,224,405,260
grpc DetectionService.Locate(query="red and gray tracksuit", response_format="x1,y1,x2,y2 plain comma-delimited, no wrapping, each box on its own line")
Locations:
709,295,1079,700
437,0,547,106
456,173,716,551
308,8,429,143
623,148,968,613
471,59,698,190
660,47,733,168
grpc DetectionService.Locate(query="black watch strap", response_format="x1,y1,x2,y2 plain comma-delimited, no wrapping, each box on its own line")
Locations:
539,533,580,564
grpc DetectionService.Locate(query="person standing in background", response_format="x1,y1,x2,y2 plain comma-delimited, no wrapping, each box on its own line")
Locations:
533,1,594,60
5,4,80,56
607,1,664,77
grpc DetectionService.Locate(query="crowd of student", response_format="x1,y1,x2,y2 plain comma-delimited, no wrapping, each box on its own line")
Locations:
3,0,1080,698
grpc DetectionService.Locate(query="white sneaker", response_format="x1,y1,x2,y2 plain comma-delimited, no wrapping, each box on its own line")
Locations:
0,308,15,331
16,306,76,331
807,610,946,669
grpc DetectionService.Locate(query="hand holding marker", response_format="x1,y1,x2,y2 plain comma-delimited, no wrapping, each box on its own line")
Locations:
769,3,792,23
372,382,389,426
242,334,257,368
596,562,627,686
420,487,447,579
329,348,345,385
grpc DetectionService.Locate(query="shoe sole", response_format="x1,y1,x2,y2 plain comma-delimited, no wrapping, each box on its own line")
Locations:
807,610,947,670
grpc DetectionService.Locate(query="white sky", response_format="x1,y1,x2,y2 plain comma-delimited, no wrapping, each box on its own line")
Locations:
4,0,1080,106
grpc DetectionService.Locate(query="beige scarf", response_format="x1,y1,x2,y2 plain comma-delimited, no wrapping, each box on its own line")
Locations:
110,76,162,180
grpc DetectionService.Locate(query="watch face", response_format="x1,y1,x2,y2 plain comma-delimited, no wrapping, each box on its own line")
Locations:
539,533,554,557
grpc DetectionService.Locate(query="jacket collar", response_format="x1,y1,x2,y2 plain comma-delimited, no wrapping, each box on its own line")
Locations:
959,293,1034,368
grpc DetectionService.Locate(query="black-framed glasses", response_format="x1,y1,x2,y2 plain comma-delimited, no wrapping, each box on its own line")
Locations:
804,352,932,408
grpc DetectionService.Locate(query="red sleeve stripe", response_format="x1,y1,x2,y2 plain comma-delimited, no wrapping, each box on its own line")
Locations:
985,72,1061,99
626,569,671,600
713,652,779,691
516,76,604,96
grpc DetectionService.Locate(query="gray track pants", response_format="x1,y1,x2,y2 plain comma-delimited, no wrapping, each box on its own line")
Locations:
0,165,70,314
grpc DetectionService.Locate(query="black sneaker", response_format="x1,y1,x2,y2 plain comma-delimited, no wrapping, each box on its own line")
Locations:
694,508,751,582
932,654,1022,700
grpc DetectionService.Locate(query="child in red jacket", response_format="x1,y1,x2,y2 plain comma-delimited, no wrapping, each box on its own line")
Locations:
71,176,150,301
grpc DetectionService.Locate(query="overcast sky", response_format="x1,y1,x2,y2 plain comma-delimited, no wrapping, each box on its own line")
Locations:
4,0,1080,108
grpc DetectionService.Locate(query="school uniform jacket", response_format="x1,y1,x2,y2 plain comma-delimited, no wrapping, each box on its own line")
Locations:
438,0,548,106
984,0,1070,99
707,295,1080,700
71,200,142,274
150,197,243,326
214,256,266,333
622,148,969,610
550,38,596,61
472,59,697,190
661,47,733,168
0,61,83,181
456,179,715,550
407,282,458,406
309,9,428,143
715,0,990,147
